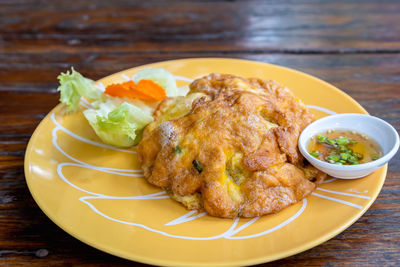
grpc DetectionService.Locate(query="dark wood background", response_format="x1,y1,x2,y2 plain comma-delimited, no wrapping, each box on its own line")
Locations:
1,0,399,266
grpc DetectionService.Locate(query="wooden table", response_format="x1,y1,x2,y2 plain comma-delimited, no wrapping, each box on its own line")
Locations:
1,1,399,266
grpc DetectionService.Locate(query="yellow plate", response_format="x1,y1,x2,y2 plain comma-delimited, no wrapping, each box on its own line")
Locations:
25,58,386,266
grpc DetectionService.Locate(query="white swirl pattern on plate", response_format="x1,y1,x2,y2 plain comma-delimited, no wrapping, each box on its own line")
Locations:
49,74,371,240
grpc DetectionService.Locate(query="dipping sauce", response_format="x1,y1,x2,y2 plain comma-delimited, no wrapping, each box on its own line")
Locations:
307,130,382,165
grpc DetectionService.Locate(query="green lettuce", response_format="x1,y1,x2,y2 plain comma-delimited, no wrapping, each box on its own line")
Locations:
57,67,102,113
83,101,153,147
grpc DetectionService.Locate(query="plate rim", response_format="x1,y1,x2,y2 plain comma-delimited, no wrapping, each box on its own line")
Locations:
24,57,387,266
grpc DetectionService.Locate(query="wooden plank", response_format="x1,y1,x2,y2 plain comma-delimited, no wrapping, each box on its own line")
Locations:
1,0,400,53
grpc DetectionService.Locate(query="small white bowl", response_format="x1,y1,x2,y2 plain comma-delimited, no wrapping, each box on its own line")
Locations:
299,113,399,179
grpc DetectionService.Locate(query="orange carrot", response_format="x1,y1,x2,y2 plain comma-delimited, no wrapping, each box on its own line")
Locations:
105,81,153,100
137,79,166,100
104,80,166,101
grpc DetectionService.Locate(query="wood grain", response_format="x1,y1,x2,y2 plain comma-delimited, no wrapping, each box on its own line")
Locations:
0,0,399,266
1,0,400,53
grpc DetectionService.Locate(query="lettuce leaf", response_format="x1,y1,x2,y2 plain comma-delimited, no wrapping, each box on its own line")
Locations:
133,68,180,97
57,67,102,113
83,101,153,147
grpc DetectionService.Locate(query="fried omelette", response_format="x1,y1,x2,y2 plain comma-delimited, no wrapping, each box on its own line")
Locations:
138,74,326,218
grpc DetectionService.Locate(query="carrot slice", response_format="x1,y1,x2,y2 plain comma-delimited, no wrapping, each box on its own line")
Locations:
105,81,132,97
104,80,166,101
136,79,166,100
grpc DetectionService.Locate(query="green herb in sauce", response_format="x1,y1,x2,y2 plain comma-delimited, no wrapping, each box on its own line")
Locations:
308,130,382,165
